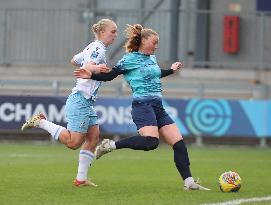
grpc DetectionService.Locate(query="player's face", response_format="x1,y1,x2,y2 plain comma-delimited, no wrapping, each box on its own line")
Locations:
141,35,159,55
100,22,118,47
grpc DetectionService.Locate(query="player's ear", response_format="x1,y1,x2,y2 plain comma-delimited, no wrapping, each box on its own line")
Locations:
100,29,106,35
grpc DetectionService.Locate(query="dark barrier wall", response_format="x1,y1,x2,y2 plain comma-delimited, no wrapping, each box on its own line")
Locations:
0,95,270,137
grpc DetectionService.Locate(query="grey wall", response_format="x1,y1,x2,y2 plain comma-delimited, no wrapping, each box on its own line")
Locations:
0,0,270,69
0,0,86,9
208,0,271,68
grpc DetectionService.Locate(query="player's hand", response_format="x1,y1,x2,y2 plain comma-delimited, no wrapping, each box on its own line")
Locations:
74,68,92,79
84,63,110,73
171,62,183,72
99,64,111,73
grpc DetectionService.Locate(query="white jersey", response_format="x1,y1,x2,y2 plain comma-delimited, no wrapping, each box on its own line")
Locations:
72,40,106,100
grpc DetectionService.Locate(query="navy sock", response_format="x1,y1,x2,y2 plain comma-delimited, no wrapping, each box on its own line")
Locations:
115,135,159,151
173,140,192,180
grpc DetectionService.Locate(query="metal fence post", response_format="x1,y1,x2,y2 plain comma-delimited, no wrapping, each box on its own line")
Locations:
83,8,94,44
170,0,181,62
52,80,59,96
258,13,265,69
197,84,204,98
259,137,266,148
195,135,203,147
0,9,7,65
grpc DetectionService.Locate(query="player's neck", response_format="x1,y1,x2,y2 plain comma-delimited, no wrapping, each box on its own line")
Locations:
138,49,151,56
96,39,107,48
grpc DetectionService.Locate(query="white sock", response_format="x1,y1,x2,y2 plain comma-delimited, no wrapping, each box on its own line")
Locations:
109,141,116,149
184,177,194,187
39,119,65,141
76,150,95,181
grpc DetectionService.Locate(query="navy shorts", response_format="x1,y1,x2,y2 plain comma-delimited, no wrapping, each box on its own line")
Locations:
131,97,174,130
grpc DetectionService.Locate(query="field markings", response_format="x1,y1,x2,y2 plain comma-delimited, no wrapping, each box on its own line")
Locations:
201,196,271,205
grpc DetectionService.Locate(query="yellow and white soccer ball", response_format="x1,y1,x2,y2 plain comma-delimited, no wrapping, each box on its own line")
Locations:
219,171,241,192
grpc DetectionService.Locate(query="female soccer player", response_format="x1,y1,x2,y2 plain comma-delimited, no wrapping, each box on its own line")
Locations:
21,19,118,187
73,24,210,191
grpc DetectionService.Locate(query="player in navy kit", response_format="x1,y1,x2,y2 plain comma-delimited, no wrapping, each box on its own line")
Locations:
74,24,210,191
21,19,117,187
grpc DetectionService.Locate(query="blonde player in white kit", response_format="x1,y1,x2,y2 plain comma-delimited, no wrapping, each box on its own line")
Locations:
21,19,117,187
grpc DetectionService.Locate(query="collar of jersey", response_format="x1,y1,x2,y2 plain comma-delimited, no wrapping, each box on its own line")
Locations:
95,40,106,49
133,51,150,57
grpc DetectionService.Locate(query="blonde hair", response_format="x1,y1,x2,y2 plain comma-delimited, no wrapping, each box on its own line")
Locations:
92,18,115,38
124,24,158,53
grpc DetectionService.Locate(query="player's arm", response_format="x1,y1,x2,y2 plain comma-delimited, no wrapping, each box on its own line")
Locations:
91,66,123,81
84,46,111,73
73,63,110,79
70,52,83,67
160,69,174,78
160,62,183,78
84,62,110,74
74,56,126,81
71,52,109,73
74,66,123,81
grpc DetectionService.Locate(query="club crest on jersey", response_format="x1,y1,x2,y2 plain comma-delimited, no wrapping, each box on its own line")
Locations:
90,47,100,59
90,50,99,59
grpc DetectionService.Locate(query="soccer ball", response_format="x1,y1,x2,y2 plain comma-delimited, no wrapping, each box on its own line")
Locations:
219,171,241,192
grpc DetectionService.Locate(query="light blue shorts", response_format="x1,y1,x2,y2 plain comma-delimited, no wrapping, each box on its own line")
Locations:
65,91,98,133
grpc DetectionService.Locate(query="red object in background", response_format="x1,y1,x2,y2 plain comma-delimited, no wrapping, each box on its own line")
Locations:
223,16,240,54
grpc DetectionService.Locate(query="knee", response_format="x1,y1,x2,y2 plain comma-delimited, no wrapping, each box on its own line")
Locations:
85,128,100,148
144,137,159,151
66,141,81,150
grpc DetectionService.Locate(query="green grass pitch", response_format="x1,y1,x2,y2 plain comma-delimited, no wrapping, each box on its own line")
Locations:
0,142,271,205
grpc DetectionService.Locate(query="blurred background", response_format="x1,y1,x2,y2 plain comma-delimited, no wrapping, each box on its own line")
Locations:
0,0,270,146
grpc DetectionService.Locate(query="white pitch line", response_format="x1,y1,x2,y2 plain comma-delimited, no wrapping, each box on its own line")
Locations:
200,196,271,205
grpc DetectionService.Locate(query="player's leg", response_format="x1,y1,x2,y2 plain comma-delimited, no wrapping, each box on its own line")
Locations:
159,123,191,180
95,101,159,159
74,124,99,187
21,112,65,141
58,130,85,149
116,100,160,150
62,91,94,149
74,103,100,187
116,125,159,150
159,123,210,191
95,126,159,159
21,112,84,149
